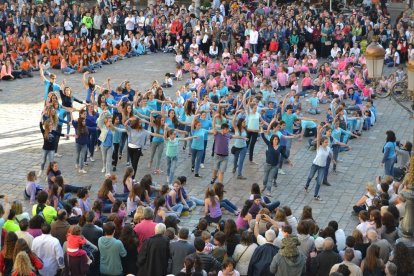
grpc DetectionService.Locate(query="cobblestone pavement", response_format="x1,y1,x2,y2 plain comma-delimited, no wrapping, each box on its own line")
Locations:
0,53,413,235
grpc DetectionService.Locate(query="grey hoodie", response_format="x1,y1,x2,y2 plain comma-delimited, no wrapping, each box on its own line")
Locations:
269,253,306,276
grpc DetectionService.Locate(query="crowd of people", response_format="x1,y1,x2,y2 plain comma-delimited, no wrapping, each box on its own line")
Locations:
1,0,414,275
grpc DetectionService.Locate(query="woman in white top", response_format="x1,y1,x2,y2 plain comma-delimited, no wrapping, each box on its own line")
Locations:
249,28,259,54
209,41,219,58
243,94,262,165
232,231,258,276
304,124,335,201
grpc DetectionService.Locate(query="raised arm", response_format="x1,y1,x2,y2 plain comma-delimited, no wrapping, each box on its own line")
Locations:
82,72,89,88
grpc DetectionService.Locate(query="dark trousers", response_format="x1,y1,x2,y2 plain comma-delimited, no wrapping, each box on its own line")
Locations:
55,125,62,153
246,131,258,162
128,147,142,179
112,143,119,167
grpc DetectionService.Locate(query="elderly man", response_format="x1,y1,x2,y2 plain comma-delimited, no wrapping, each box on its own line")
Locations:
137,223,170,276
248,229,279,276
330,248,363,276
170,227,195,275
366,229,392,263
310,237,342,276
134,207,157,252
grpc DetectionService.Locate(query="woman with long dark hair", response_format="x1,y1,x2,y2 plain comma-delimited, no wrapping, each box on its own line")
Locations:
360,244,384,276
119,225,138,275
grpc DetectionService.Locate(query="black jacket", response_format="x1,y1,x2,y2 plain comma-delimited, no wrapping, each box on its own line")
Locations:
247,243,279,276
137,234,170,276
310,249,342,276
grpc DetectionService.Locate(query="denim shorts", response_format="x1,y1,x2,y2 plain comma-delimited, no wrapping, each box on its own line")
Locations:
214,155,229,172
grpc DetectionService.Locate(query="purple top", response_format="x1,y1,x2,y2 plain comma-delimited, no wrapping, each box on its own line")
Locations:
25,182,41,203
214,133,232,155
208,200,222,218
79,198,91,212
236,214,248,230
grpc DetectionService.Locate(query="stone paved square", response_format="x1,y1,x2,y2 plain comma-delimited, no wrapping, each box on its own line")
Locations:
0,52,413,235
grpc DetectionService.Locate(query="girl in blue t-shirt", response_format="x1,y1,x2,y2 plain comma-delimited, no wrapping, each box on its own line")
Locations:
382,130,397,177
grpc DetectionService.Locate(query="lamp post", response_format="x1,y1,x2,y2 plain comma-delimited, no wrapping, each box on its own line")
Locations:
364,41,385,80
407,60,414,111
397,155,414,258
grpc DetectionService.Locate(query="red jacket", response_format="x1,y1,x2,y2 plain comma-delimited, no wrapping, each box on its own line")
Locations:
170,20,183,35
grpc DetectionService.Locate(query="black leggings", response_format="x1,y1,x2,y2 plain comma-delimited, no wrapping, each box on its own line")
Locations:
128,147,142,179
246,131,258,162
112,143,119,167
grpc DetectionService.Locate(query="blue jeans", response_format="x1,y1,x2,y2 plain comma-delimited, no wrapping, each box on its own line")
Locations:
191,148,203,174
167,156,178,184
233,146,248,176
61,67,76,74
190,196,204,206
220,199,238,214
171,203,184,216
323,144,339,182
384,158,395,177
279,140,292,169
201,140,208,164
76,143,88,169
305,164,326,197
263,163,279,192
263,196,280,211
41,150,55,170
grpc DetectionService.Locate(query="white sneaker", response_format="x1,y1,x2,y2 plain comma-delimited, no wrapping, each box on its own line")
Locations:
90,157,95,162
101,167,105,173
79,169,87,174
200,163,205,168
54,153,63,158
37,170,43,177
94,147,98,152
75,164,79,169
279,169,286,175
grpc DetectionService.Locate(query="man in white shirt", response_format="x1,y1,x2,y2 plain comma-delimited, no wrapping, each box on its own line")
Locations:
32,224,64,276
331,248,363,276
103,24,115,39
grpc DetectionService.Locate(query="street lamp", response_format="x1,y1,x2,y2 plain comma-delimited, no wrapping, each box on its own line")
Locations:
407,60,414,111
397,155,414,259
365,41,385,79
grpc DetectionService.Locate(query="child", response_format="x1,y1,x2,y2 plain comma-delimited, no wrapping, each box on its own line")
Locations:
202,231,215,254
68,198,83,217
307,91,320,114
25,171,43,205
77,188,91,213
218,259,240,276
175,65,183,81
66,225,92,264
111,199,127,227
161,73,173,88
175,50,183,65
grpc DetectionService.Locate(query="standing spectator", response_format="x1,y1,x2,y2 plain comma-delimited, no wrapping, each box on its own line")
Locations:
31,223,64,276
50,210,70,246
188,237,222,273
133,207,157,252
119,225,138,275
98,221,127,276
269,236,306,276
330,248,363,276
16,219,34,249
232,231,257,276
81,211,103,247
169,227,196,275
12,252,37,276
247,229,279,276
366,229,392,264
137,223,170,276
381,130,397,177
309,237,342,276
